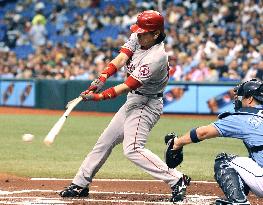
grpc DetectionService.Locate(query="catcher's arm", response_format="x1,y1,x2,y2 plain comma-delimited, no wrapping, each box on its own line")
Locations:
164,126,219,168
172,125,219,150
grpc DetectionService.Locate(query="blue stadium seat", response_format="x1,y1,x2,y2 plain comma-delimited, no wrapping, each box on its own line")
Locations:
100,0,130,10
12,45,35,59
3,2,16,12
0,8,5,19
0,31,5,41
63,35,78,48
0,23,7,37
20,10,35,19
46,23,57,36
90,25,120,46
49,35,62,44
42,3,53,16
65,11,76,23
49,34,78,48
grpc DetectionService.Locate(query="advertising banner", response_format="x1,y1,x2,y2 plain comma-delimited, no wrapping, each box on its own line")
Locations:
0,80,35,107
163,85,197,113
163,84,235,114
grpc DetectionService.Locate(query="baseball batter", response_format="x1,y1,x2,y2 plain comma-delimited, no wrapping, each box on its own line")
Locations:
168,79,263,205
60,10,190,202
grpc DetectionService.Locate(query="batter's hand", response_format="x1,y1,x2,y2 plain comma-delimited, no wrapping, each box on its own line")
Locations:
80,91,102,101
81,87,117,102
88,76,107,93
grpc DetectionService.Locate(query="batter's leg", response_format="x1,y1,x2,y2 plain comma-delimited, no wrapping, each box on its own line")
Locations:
72,104,126,187
123,100,183,188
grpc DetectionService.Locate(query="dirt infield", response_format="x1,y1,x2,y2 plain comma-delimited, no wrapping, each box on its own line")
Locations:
0,174,261,205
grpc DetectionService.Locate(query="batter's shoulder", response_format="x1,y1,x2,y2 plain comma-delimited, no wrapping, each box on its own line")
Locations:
152,45,168,62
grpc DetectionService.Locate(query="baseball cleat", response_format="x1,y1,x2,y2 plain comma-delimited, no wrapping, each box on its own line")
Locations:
59,183,89,197
170,174,191,203
215,198,251,205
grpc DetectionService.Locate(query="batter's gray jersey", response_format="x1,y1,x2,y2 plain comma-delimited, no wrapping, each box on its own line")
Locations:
73,33,183,189
122,33,169,95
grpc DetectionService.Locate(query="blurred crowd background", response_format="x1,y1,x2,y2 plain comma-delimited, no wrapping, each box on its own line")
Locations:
0,0,262,82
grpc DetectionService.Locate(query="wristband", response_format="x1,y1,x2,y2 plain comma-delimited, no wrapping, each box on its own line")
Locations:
190,128,200,143
93,94,101,101
98,75,107,83
101,87,117,100
101,63,118,77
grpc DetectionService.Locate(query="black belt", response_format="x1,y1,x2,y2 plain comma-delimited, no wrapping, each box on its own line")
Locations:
130,90,163,98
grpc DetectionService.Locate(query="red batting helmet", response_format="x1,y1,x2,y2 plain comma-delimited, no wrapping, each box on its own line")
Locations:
130,10,164,33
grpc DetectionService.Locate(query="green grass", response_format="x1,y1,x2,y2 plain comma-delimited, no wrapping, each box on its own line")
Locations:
0,114,247,180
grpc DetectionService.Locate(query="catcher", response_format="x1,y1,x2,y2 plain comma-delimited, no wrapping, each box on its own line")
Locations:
164,79,263,205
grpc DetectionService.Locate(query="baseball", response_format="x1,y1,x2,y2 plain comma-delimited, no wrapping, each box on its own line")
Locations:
22,133,34,142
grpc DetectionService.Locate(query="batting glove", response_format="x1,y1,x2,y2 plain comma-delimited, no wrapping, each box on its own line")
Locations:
88,76,107,93
80,87,117,102
80,92,102,101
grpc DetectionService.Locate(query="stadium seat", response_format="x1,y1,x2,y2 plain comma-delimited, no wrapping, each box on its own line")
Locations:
0,8,5,19
20,10,35,19
46,23,57,36
0,31,5,41
3,2,16,12
99,0,130,10
49,35,78,48
42,3,53,16
90,25,120,46
63,35,78,48
11,45,35,59
65,11,75,23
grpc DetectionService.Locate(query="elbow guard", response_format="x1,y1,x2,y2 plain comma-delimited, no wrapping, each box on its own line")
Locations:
124,76,142,90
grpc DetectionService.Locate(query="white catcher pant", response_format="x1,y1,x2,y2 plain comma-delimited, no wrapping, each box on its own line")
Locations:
229,157,263,197
73,93,183,188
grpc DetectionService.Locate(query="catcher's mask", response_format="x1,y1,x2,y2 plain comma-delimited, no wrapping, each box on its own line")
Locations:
234,78,263,111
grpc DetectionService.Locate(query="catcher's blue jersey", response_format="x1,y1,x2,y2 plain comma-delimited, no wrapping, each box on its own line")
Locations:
213,106,263,168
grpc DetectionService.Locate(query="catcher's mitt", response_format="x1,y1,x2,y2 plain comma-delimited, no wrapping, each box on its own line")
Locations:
164,132,183,169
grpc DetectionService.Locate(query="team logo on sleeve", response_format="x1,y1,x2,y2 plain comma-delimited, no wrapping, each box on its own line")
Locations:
139,65,150,77
126,60,136,73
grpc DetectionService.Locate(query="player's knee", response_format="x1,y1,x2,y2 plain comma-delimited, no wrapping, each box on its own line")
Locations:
123,143,142,160
214,152,247,203
123,144,135,158
215,152,237,163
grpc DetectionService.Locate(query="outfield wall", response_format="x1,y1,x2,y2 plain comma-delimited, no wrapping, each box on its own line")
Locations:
0,79,238,114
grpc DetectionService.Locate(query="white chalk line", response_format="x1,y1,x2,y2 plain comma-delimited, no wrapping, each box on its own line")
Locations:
0,197,72,205
1,189,172,196
0,195,217,205
31,178,216,184
0,189,218,198
0,179,217,205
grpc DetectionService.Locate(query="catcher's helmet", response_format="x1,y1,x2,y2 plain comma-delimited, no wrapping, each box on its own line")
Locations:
130,10,164,33
234,78,263,110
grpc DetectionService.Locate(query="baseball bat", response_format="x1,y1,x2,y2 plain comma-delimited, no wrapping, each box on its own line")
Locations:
43,96,82,146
